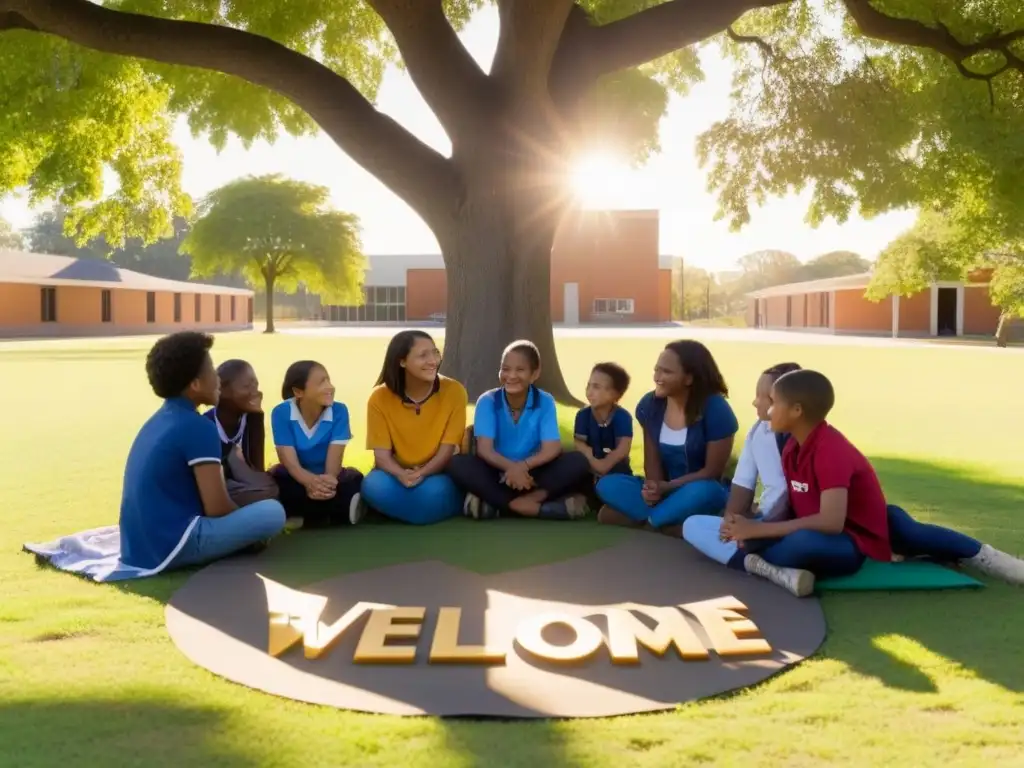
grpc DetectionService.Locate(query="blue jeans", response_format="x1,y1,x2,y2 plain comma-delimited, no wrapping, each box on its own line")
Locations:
168,499,286,569
361,469,463,525
728,529,865,579
596,474,728,527
887,504,981,560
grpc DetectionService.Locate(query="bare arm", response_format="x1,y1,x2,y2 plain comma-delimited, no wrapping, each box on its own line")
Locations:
574,438,603,472
723,485,757,519
522,440,563,471
603,436,633,467
193,463,238,518
642,429,665,483
373,448,407,479
323,443,346,478
415,444,457,477
739,489,848,539
475,436,516,472
274,445,319,487
249,413,266,472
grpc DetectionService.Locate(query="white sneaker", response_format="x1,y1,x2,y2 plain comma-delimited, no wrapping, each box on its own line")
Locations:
349,493,367,525
744,554,816,597
963,544,1024,585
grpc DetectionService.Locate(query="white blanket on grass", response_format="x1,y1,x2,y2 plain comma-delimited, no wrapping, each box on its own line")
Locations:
23,520,196,582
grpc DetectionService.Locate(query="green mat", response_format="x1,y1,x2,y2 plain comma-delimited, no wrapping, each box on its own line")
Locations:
816,559,984,592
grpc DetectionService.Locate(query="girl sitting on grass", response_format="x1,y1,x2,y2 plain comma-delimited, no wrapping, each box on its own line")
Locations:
359,330,467,524
270,360,364,527
446,340,591,520
595,339,738,534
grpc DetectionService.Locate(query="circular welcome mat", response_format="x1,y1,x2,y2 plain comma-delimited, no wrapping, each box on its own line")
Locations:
166,522,826,718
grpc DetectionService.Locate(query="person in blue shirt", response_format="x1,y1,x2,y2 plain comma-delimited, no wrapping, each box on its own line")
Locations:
596,339,738,534
446,340,591,520
119,332,286,574
573,362,634,478
270,360,364,528
203,359,279,507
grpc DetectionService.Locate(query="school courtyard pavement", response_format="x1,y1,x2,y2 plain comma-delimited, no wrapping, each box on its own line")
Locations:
278,322,1018,354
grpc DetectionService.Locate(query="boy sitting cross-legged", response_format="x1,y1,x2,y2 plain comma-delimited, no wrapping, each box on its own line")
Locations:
573,362,635,480
718,369,1024,596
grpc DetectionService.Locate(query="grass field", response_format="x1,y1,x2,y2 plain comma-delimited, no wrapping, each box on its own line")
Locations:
1,331,1023,768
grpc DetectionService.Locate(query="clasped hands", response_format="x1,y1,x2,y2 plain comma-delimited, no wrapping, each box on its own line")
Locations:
305,473,338,500
718,512,759,545
500,462,534,492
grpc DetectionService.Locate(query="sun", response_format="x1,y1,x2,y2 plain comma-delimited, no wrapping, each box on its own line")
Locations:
568,151,632,208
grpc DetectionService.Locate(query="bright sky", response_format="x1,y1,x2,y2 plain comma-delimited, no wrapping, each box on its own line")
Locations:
0,6,916,271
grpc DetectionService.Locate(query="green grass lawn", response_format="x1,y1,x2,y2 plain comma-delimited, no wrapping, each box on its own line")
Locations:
1,331,1023,767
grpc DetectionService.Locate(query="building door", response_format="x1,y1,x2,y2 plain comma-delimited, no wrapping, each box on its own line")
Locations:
563,283,580,325
936,287,958,336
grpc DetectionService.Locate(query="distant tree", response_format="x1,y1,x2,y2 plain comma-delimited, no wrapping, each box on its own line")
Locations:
181,175,366,333
737,250,801,291
675,264,714,319
801,251,870,281
0,216,24,249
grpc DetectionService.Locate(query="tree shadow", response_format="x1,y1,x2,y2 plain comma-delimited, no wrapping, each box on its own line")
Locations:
817,454,1024,694
0,695,262,767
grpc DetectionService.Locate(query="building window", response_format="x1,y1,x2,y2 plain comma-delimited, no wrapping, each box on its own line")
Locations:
593,298,635,314
194,294,202,322
247,297,253,323
321,285,407,323
101,290,112,323
146,292,156,323
215,296,221,322
173,293,182,323
230,295,236,322
40,287,57,323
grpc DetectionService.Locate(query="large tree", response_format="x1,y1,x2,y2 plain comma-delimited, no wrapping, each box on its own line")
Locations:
181,174,365,333
1,1,1022,398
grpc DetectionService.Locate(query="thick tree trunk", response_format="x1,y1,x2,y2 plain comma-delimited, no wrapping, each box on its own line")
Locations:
439,207,580,404
437,109,582,405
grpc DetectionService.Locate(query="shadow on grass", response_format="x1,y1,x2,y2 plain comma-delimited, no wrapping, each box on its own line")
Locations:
103,453,1023,708
0,695,261,768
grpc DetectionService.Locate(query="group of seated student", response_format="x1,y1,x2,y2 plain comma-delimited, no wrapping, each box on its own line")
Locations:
118,330,1024,595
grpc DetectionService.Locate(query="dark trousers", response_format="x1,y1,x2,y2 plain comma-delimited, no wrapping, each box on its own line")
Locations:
270,466,364,528
446,452,591,512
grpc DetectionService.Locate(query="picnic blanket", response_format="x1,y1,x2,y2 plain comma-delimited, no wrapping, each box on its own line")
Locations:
23,520,197,582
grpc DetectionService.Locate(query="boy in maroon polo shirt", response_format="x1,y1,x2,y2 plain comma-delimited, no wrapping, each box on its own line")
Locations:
720,369,1024,596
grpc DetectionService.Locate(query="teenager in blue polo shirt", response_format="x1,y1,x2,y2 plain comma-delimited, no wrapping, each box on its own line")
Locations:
596,339,738,533
574,362,634,477
118,332,286,574
446,340,591,520
270,360,364,528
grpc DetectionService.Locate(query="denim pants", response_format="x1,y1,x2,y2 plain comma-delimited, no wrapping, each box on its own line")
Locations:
168,499,286,569
596,474,728,527
360,469,463,525
713,504,983,578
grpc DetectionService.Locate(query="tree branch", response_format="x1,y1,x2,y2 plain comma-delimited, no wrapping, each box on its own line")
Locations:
365,0,491,134
492,0,575,100
554,0,792,87
842,0,1024,85
2,0,461,230
726,25,775,59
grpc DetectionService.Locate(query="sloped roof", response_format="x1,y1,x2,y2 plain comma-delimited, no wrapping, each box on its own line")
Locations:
746,272,872,299
0,250,253,295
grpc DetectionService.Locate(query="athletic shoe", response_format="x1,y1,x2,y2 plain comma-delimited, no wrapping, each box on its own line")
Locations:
564,494,590,520
744,554,815,597
463,493,499,520
284,517,304,533
963,544,1024,585
349,493,368,525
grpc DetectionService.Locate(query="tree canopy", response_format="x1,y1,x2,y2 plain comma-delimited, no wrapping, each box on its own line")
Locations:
0,216,23,249
181,174,365,331
3,0,1023,397
2,2,1021,245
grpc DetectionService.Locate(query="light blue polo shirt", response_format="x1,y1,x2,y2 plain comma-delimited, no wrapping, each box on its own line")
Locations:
270,399,352,475
474,386,560,462
119,397,223,571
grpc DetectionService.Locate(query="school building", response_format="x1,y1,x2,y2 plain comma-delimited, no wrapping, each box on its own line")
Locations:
320,209,676,324
0,250,255,338
745,270,1002,338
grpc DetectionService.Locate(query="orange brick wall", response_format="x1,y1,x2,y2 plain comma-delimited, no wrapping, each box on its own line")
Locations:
834,290,892,332
897,291,930,334
407,268,447,320
401,211,668,323
0,282,252,337
963,285,1001,335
